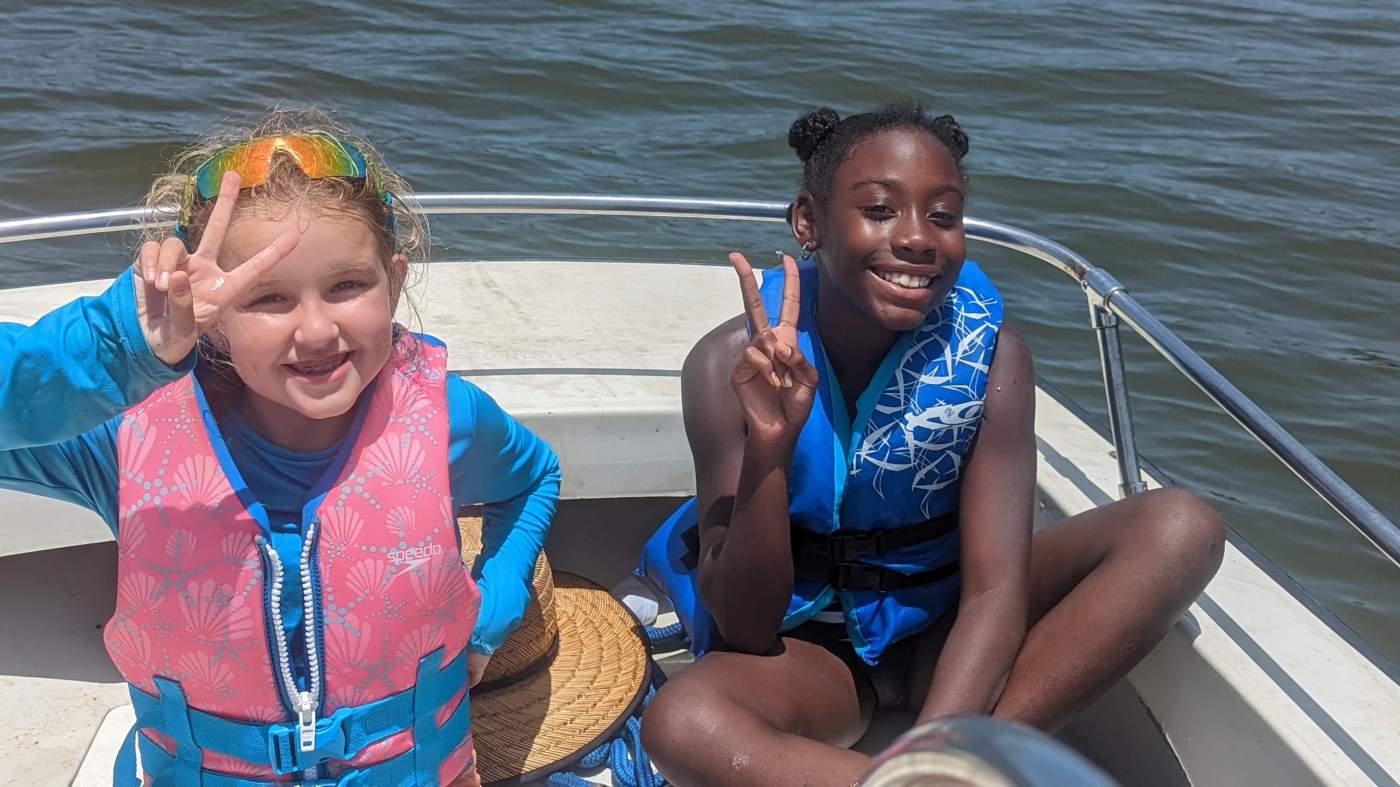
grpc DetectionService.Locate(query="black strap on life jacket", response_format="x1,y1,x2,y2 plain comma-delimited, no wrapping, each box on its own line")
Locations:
791,509,960,593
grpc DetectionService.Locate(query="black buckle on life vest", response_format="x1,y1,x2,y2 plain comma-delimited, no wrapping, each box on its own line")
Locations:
795,504,957,560
828,559,960,593
793,509,959,564
825,531,885,562
790,509,961,593
831,561,886,592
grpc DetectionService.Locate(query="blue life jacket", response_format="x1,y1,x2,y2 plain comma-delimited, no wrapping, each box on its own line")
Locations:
640,259,1002,665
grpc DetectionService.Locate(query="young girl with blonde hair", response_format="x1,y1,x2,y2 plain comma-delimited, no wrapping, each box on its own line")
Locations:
0,108,559,785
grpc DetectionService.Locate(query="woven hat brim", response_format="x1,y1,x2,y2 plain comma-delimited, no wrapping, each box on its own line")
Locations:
467,572,651,785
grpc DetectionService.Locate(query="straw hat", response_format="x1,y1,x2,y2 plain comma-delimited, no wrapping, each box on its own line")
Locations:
456,515,652,785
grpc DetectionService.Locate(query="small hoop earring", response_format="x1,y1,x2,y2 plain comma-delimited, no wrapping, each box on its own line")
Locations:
800,242,815,261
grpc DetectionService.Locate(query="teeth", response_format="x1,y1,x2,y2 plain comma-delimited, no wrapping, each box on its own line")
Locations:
875,270,932,289
292,354,345,375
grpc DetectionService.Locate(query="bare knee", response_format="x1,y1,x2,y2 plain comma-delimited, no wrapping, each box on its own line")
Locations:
1135,487,1226,585
642,677,737,778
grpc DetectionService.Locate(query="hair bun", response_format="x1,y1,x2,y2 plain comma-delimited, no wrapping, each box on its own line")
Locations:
788,107,841,162
930,113,969,160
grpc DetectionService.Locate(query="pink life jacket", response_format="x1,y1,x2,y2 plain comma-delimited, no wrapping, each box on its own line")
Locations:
104,330,481,785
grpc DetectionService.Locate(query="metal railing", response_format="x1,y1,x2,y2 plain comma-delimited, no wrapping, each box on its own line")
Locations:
1,194,1395,566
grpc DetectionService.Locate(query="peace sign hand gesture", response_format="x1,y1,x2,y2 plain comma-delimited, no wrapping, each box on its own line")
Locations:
135,171,300,366
728,252,819,449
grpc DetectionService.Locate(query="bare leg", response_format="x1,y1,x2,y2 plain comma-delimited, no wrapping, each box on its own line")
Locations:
999,488,1224,727
642,637,874,787
908,487,1225,728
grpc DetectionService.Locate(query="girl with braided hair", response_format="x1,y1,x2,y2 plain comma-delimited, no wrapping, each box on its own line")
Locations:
638,102,1225,786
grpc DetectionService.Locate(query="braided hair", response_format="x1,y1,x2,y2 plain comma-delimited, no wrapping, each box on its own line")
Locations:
788,101,969,206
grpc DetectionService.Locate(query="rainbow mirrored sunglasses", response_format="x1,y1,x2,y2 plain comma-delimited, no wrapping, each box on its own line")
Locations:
177,133,395,237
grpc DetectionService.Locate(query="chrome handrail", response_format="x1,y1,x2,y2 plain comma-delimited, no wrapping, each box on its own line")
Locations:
1,194,1395,565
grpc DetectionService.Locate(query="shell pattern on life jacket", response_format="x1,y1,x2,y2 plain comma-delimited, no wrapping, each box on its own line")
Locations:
105,330,480,785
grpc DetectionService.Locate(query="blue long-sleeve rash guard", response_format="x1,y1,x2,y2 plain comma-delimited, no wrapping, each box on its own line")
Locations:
0,268,561,657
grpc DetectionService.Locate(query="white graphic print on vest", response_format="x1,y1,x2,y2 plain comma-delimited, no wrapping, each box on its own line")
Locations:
852,282,1001,517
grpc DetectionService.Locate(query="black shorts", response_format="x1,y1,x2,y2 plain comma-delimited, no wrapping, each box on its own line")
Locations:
786,618,920,712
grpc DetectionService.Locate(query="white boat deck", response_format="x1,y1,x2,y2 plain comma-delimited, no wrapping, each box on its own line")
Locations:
1,261,1396,786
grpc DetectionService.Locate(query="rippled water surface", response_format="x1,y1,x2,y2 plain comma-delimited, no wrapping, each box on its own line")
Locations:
0,1,1395,657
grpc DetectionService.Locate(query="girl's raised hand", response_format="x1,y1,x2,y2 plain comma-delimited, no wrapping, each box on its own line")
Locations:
728,252,819,449
135,171,300,366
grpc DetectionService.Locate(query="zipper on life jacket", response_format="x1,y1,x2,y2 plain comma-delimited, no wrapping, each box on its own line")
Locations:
300,516,327,754
259,522,326,759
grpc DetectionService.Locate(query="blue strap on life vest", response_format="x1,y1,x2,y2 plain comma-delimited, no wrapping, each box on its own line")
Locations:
116,647,471,786
132,693,471,786
155,677,204,783
411,649,448,784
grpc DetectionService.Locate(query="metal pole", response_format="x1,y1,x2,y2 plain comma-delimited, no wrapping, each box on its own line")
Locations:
1090,300,1148,497
1110,293,1400,565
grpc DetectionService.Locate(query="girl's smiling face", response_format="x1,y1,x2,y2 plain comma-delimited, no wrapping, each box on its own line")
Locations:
215,206,402,449
798,127,968,333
